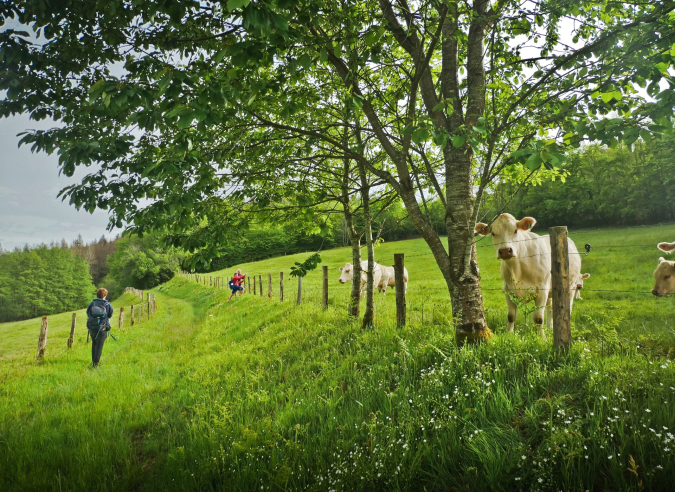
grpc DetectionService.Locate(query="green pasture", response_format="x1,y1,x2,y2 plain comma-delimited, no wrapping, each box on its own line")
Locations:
1,224,675,491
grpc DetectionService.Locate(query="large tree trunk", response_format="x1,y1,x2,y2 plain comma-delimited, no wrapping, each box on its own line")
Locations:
358,160,375,329
444,148,492,344
343,206,362,318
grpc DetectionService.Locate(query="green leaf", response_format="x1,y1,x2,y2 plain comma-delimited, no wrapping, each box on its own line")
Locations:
166,106,187,118
319,48,328,63
411,128,429,144
402,125,415,135
88,79,105,95
298,54,312,70
486,83,499,89
432,101,445,112
227,0,249,11
227,68,238,79
600,92,614,103
333,45,341,58
525,152,543,171
177,114,194,129
351,96,363,109
158,73,172,92
214,48,228,64
451,135,466,148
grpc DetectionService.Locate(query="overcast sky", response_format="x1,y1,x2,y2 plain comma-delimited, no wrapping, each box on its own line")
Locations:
0,113,121,251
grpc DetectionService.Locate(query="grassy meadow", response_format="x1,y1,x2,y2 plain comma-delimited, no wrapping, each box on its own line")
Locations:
1,224,675,491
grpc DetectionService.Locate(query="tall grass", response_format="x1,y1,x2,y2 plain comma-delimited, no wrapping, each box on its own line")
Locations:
1,224,674,490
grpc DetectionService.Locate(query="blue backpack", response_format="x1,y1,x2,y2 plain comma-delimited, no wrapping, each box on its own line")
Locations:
87,299,109,338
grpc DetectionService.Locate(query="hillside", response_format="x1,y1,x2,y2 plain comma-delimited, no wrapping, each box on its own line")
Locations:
1,227,675,491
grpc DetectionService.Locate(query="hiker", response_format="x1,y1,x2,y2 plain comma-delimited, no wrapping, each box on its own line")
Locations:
86,288,113,368
228,269,247,301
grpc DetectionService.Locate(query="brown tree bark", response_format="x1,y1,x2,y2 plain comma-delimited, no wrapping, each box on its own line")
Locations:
358,158,375,329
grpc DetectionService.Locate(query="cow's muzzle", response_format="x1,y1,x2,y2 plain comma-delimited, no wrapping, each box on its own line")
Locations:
339,279,346,284
498,248,515,260
653,289,664,297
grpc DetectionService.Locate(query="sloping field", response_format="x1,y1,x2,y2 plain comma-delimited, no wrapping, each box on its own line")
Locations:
1,225,675,491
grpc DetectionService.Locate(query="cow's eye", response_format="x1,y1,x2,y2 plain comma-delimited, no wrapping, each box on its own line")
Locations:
514,229,518,234
666,275,671,280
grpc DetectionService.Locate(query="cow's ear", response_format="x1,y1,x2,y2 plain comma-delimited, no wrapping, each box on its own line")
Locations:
475,223,491,235
516,217,536,231
339,266,343,271
658,242,675,253
581,273,590,279
659,257,667,264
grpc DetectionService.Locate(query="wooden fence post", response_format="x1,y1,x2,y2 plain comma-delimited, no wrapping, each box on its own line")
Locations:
322,265,328,309
550,226,571,350
394,254,406,328
268,273,272,298
36,316,48,360
247,276,251,294
280,272,284,301
297,276,303,305
147,300,151,320
119,307,125,331
67,313,76,349
131,304,135,326
259,275,263,297
253,275,257,295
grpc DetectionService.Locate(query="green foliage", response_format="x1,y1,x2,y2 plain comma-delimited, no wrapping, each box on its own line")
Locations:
496,136,675,228
289,253,322,278
106,234,184,296
0,245,94,322
2,226,675,490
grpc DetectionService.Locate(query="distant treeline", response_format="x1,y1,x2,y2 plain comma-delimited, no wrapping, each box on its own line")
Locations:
0,245,94,322
493,136,675,229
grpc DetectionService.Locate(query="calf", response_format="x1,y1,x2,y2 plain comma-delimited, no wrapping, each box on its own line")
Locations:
338,261,382,298
377,264,409,294
475,213,583,335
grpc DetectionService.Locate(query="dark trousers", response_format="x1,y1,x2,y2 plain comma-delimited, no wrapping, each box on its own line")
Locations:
88,327,108,365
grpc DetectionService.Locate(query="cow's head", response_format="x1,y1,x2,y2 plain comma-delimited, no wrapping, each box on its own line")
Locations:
475,213,536,260
653,257,675,297
657,242,675,254
338,263,354,284
576,272,590,290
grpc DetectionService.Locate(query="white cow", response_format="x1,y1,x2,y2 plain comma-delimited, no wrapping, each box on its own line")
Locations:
377,264,409,294
338,261,382,298
475,213,583,335
658,241,675,253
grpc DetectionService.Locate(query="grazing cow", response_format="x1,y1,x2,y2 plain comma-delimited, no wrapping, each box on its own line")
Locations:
652,257,675,297
338,261,382,298
475,214,583,335
377,264,409,294
574,273,591,300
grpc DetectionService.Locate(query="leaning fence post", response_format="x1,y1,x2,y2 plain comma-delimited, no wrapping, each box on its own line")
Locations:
247,276,251,294
259,275,263,297
253,275,257,295
297,276,303,305
394,254,406,328
147,300,151,320
268,273,272,298
280,272,284,301
119,307,125,331
550,226,571,350
67,313,77,349
322,265,328,309
131,304,135,326
37,316,48,360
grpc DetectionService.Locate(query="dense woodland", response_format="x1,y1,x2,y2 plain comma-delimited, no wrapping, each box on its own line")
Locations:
496,136,675,229
0,245,94,322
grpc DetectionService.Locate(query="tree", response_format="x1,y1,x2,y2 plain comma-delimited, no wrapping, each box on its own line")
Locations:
2,0,674,341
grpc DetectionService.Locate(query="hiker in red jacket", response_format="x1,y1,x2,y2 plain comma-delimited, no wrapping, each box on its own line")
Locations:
228,269,247,301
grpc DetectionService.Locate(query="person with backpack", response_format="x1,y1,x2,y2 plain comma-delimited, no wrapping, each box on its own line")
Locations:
86,288,114,368
228,269,247,301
